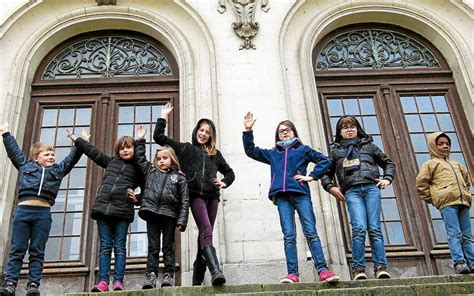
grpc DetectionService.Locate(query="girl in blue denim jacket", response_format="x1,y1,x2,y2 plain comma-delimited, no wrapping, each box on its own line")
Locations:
242,112,339,284
0,123,82,296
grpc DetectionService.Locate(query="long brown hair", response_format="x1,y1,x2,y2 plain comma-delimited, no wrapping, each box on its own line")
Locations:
274,120,301,144
199,121,217,156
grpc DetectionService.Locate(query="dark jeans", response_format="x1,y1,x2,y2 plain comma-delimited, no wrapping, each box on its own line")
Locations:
146,215,177,274
275,192,328,275
5,205,52,286
190,197,219,249
96,219,129,283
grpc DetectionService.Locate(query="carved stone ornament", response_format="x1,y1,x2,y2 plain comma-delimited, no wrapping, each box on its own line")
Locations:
96,0,117,5
218,0,270,50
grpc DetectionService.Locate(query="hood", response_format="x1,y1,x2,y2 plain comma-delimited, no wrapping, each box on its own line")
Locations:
333,115,371,144
427,131,451,159
191,118,216,146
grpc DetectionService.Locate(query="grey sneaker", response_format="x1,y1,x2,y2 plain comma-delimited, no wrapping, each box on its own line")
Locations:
26,283,40,296
455,263,470,274
142,272,157,289
353,269,368,280
0,282,16,296
161,273,175,287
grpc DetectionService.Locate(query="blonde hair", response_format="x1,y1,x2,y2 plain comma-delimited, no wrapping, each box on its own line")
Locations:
30,142,54,159
200,121,217,156
154,145,181,171
114,136,135,157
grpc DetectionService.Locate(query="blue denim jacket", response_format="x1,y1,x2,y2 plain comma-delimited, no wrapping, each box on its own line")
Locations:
2,132,82,205
243,130,332,199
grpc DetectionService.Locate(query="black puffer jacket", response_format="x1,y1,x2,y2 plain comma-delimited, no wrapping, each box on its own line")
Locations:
320,116,396,193
134,139,189,227
75,138,143,223
153,118,235,199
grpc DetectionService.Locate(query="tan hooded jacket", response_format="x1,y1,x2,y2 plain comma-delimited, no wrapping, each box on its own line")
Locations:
416,132,472,209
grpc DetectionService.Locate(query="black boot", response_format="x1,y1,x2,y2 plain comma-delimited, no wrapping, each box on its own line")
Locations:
192,249,207,286
202,246,226,286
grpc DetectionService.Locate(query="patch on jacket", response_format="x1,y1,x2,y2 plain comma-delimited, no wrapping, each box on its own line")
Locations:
171,174,179,184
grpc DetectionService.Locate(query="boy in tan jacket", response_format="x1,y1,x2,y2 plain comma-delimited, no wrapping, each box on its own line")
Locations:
416,132,473,274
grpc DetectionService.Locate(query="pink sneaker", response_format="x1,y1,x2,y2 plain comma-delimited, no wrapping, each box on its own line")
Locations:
319,270,340,283
112,281,124,291
91,280,109,292
280,273,300,283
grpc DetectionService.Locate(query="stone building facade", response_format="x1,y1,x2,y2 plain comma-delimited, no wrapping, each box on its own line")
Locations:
0,0,473,294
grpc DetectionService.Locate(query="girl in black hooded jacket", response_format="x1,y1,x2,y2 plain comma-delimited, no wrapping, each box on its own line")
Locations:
153,102,235,286
134,125,189,289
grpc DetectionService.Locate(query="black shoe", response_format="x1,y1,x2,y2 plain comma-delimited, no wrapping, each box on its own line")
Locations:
161,273,175,287
26,283,40,296
142,272,157,289
192,254,207,286
202,246,226,286
0,282,16,296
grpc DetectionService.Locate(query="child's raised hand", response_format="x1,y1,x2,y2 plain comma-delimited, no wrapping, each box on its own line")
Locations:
80,130,91,142
213,177,227,189
161,102,174,120
66,129,77,141
244,112,256,131
0,122,9,135
136,125,147,139
127,188,138,204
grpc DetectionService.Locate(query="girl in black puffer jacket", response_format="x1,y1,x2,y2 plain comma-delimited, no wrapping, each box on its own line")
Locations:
153,102,235,286
134,125,189,289
70,130,143,292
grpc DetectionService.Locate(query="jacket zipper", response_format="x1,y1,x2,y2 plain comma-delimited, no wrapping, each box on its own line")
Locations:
283,148,288,191
106,162,126,214
157,174,170,208
200,154,205,196
37,166,45,196
445,159,464,204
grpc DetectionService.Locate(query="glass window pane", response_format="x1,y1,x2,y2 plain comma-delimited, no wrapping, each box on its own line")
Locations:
361,116,379,134
69,168,86,188
130,216,147,232
56,128,71,146
58,109,74,126
432,95,448,112
50,213,64,236
429,204,441,219
45,237,61,261
42,109,58,127
445,133,461,151
135,105,151,123
359,99,375,115
55,147,69,163
76,108,92,126
52,190,67,212
343,99,359,115
420,114,438,132
450,153,466,167
433,220,447,243
330,118,339,135
66,190,85,211
62,237,81,261
416,96,433,113
416,153,431,168
152,105,162,120
372,135,384,152
117,124,134,138
400,96,417,113
410,134,428,152
386,222,406,245
381,185,394,198
119,106,134,123
438,114,454,132
40,128,56,143
405,115,423,132
327,100,344,116
64,213,82,236
129,233,148,257
382,199,400,221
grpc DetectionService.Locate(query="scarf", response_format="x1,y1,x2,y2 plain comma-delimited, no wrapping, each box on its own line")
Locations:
340,138,361,175
276,137,299,149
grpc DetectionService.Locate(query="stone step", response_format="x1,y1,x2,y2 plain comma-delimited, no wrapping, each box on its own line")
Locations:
62,275,474,295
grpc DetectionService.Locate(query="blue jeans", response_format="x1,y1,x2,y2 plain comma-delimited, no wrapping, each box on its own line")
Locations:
346,183,387,271
97,219,129,283
5,205,52,286
275,192,328,275
440,205,474,267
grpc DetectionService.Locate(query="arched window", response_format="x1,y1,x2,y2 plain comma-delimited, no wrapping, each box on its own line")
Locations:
313,24,474,275
24,30,180,290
